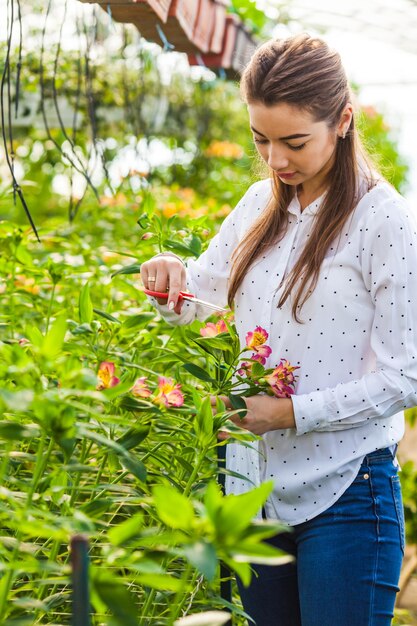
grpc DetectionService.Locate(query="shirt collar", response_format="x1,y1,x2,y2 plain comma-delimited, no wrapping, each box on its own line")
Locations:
287,191,326,218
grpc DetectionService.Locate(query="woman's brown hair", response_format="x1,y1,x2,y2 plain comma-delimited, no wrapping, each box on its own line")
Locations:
228,34,377,321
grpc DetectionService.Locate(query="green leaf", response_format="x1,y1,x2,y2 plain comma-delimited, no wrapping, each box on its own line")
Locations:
193,335,234,353
109,512,144,546
15,245,33,266
111,263,141,277
232,542,293,565
0,420,39,440
121,312,155,330
194,396,214,444
183,363,216,384
93,308,121,323
25,324,44,347
183,541,218,581
153,485,195,529
135,573,184,592
164,239,197,256
203,481,223,524
228,395,247,418
116,426,150,450
188,234,202,257
251,360,265,378
99,380,133,400
0,390,34,412
78,426,147,481
222,556,252,587
92,569,139,626
119,396,160,413
42,313,67,359
81,498,113,518
218,482,274,537
79,282,93,324
120,455,147,482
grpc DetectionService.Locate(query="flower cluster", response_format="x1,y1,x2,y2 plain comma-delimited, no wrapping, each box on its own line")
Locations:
198,321,299,399
96,362,184,408
264,359,299,398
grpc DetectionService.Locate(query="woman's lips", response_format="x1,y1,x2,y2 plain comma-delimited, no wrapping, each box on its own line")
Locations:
278,172,296,179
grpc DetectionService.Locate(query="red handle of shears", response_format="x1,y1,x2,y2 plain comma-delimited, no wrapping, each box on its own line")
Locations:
143,289,194,300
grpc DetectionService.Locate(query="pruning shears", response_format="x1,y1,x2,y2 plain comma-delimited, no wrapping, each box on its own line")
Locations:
143,288,227,313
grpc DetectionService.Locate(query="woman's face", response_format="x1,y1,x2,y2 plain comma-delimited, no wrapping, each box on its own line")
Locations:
248,101,344,197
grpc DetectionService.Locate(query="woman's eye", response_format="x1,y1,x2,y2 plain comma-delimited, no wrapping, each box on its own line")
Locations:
288,143,306,151
254,138,268,145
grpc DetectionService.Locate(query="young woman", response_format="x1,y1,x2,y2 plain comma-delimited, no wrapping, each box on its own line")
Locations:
140,34,417,626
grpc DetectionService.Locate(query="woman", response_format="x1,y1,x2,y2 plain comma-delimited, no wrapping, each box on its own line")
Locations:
140,34,417,626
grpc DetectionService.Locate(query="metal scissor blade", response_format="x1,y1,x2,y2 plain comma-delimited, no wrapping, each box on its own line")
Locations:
181,295,228,313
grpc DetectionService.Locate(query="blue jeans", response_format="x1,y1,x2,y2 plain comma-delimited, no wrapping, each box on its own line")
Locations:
237,448,405,626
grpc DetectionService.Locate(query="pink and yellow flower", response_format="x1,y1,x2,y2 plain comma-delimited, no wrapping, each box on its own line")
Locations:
200,319,228,337
265,359,299,398
153,376,184,408
246,326,268,349
131,376,152,398
245,326,272,364
97,361,120,390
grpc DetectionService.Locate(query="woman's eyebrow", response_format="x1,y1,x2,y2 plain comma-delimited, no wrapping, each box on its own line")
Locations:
250,125,311,140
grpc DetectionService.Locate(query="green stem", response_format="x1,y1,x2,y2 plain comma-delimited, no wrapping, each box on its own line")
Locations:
183,449,207,498
7,249,17,339
45,283,56,335
69,438,89,508
140,588,157,626
92,451,109,494
168,562,194,624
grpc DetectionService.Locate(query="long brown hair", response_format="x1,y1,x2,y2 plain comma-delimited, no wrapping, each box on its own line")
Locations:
228,34,377,321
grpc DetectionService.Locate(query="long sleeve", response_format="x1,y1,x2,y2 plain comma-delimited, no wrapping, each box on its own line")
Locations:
148,180,271,325
292,194,417,435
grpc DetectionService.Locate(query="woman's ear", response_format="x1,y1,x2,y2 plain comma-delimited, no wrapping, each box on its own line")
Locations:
337,103,354,138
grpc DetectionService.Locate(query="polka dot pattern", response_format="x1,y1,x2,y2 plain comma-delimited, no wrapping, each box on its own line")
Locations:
150,178,417,525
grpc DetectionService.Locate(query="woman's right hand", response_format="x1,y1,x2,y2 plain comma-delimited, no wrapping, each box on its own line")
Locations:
140,254,186,315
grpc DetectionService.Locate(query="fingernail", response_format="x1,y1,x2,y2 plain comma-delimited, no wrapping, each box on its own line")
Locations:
168,301,175,311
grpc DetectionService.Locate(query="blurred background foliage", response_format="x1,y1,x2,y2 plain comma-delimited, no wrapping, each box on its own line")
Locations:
0,0,409,230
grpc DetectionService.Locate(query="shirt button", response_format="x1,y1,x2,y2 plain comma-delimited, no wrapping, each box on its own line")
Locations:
363,473,370,480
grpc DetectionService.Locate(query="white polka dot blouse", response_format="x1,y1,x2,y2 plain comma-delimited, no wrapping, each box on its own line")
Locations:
150,177,417,525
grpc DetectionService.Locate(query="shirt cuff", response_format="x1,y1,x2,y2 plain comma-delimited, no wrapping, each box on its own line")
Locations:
291,391,328,435
146,295,196,325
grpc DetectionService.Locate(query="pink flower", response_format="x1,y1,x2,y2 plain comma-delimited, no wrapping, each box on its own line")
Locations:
246,326,269,350
265,360,299,398
237,361,253,377
97,361,120,390
250,345,272,365
200,319,228,337
245,327,272,363
131,376,152,398
153,376,184,407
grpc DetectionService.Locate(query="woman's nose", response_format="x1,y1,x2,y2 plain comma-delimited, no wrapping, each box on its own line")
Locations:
268,145,289,171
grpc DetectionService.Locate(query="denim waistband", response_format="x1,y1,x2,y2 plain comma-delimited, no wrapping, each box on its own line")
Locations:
363,445,397,464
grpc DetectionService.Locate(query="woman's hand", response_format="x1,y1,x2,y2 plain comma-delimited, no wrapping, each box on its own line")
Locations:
140,253,186,314
212,394,296,437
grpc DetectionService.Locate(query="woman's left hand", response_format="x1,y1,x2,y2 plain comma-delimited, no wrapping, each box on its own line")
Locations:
211,394,296,437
